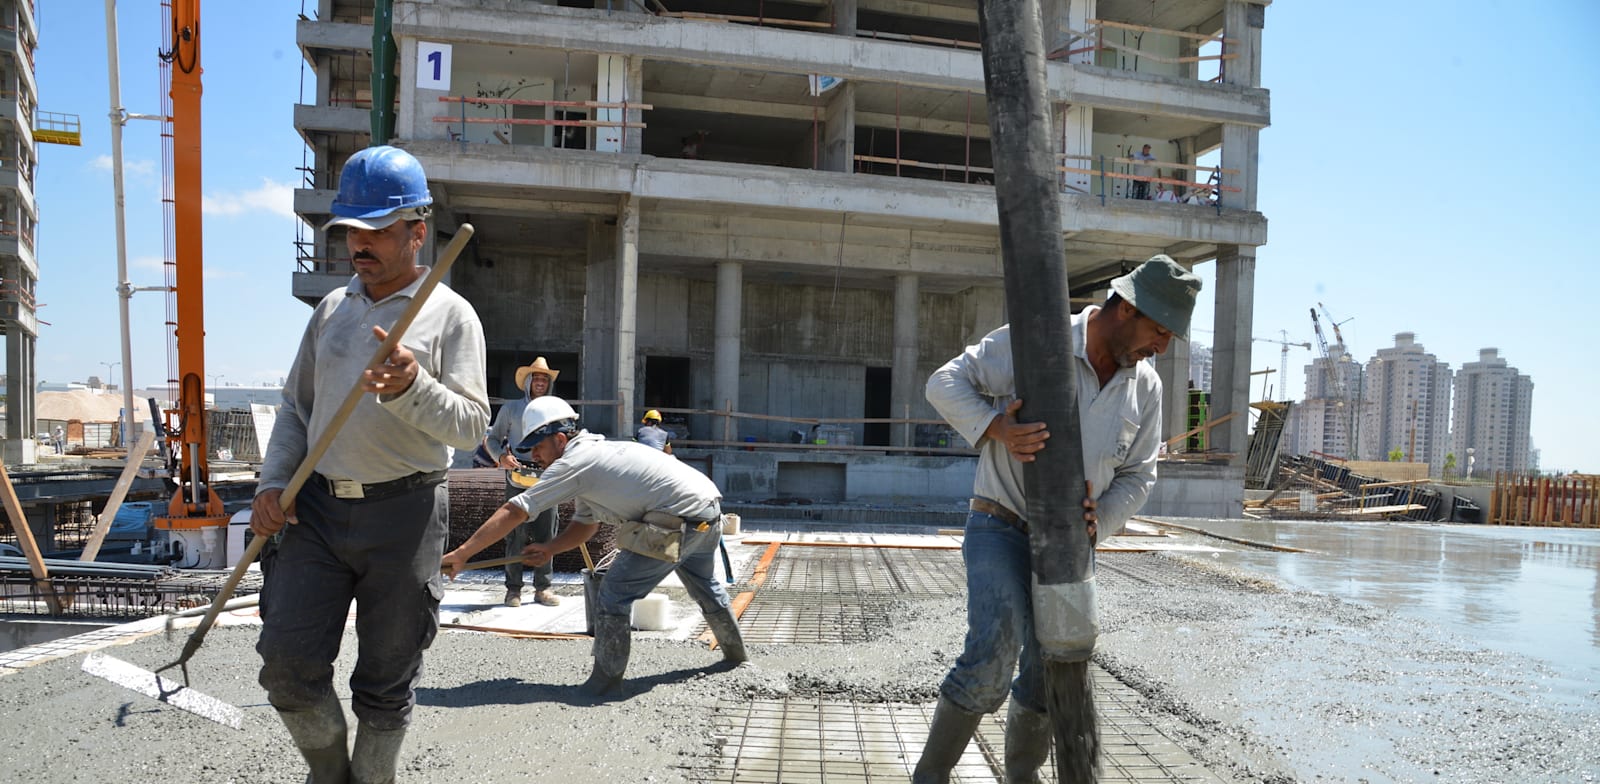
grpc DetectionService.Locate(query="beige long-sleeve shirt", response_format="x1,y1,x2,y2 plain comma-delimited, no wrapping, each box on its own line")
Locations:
925,310,1162,538
257,270,490,490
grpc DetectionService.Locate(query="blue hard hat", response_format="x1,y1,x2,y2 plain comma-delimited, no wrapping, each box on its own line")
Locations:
325,146,433,230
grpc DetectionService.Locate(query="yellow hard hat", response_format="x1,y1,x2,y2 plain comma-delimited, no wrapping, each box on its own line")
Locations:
642,410,662,423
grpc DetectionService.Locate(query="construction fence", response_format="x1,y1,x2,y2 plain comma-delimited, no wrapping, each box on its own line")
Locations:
1488,472,1599,527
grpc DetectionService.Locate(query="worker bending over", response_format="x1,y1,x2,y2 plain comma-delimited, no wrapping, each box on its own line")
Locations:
913,255,1200,783
251,145,490,784
442,396,747,696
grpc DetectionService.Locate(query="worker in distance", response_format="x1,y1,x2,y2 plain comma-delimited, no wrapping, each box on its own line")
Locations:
441,396,749,696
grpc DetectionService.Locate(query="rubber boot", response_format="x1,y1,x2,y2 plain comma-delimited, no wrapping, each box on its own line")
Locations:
350,721,407,784
910,697,983,784
703,608,749,664
580,612,631,697
1003,700,1053,783
276,693,349,784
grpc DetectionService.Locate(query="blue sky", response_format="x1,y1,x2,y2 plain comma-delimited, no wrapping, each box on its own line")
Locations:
26,2,1597,472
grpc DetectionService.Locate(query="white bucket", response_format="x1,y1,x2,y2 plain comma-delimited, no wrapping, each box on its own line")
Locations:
632,593,673,631
723,513,741,536
1298,491,1316,513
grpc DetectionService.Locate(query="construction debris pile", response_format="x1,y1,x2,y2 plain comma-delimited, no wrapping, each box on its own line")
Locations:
1245,454,1464,522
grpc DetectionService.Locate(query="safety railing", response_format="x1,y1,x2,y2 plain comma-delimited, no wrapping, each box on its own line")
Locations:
1052,18,1233,80
434,95,650,150
658,9,832,31
1062,154,1240,208
0,219,33,249
855,29,979,51
0,276,36,309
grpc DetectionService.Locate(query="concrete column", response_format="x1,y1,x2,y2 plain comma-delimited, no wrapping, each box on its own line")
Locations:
3,328,35,464
713,260,743,443
623,56,645,155
1210,245,1255,468
821,82,855,172
1219,123,1258,211
583,218,618,433
1152,334,1190,446
614,196,640,433
1223,1,1263,88
1042,0,1092,62
1176,136,1197,198
1060,104,1092,194
831,0,856,37
890,274,919,447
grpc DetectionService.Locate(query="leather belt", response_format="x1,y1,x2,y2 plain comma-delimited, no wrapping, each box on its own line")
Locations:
969,497,1029,534
312,470,447,501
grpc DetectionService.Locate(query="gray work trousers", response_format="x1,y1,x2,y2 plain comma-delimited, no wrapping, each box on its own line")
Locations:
256,477,448,730
503,477,557,591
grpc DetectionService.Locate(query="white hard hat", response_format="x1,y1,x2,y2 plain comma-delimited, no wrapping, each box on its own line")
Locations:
516,396,579,451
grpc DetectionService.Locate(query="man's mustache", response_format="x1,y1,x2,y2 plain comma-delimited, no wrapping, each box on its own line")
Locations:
353,250,378,262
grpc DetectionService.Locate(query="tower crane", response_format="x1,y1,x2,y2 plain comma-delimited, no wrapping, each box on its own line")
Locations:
1251,330,1310,401
1309,307,1355,456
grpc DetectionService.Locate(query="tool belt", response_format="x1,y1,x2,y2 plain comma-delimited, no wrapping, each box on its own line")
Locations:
312,470,447,502
618,510,722,563
970,496,1029,535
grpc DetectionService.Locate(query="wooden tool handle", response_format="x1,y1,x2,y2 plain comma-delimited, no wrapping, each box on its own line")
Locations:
170,226,477,668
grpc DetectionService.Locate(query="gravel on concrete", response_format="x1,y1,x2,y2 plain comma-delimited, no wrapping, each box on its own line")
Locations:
0,542,1595,782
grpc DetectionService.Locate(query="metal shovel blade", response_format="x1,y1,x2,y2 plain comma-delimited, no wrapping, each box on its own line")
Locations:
81,651,244,730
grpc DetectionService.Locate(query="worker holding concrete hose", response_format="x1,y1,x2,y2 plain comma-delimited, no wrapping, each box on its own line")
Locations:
441,395,747,696
481,357,563,608
250,146,490,784
914,255,1199,783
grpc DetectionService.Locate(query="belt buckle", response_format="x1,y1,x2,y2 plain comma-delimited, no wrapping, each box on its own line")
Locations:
331,479,365,499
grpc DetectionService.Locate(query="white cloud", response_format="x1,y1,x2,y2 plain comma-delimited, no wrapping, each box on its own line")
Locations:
203,178,295,220
90,154,157,178
130,255,166,272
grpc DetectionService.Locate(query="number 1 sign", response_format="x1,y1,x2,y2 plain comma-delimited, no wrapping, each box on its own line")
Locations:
416,42,452,90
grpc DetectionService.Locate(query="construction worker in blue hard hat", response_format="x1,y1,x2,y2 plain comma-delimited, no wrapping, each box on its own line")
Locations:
252,144,490,784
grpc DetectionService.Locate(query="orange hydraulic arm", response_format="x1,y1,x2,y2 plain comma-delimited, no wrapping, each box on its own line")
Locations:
157,0,224,529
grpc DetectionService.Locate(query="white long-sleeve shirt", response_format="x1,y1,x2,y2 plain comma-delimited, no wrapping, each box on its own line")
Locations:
258,270,490,490
925,309,1162,538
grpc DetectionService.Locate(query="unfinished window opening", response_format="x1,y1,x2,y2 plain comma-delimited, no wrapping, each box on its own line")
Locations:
863,366,890,446
856,10,979,51
776,462,846,502
855,126,993,184
643,356,693,432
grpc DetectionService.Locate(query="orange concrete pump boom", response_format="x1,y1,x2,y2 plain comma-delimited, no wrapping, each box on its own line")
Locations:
155,0,225,532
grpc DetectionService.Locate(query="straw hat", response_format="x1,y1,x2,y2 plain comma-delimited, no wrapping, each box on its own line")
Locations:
515,357,560,393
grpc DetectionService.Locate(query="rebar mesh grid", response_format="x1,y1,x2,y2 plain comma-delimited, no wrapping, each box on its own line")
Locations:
691,668,1230,784
760,546,965,596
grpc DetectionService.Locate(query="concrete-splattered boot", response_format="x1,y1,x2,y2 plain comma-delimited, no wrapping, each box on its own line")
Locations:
276,693,349,784
703,608,748,664
910,696,983,784
581,612,631,696
350,721,406,784
1003,699,1053,783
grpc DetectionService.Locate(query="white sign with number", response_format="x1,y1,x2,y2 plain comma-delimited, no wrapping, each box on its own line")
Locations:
416,42,452,90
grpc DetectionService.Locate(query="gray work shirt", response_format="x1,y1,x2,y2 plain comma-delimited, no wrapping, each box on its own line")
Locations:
635,424,671,451
508,432,720,525
258,270,490,490
925,309,1162,538
485,396,531,462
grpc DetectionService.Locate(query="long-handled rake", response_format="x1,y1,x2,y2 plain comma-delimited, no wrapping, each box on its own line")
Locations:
81,225,476,728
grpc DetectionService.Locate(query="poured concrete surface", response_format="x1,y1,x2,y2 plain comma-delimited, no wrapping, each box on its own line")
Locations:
0,522,1595,782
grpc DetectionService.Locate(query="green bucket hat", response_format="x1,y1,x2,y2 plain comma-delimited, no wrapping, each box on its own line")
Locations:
1108,255,1203,339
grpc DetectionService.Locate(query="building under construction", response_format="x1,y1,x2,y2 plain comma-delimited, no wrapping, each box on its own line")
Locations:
292,0,1269,515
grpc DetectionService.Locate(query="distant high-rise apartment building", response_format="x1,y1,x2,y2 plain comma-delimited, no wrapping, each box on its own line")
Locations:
0,0,42,464
1451,348,1533,477
1188,342,1213,394
1357,332,1452,474
1286,343,1361,459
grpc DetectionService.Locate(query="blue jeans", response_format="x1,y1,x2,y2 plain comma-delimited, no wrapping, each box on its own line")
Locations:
939,511,1049,715
595,519,730,620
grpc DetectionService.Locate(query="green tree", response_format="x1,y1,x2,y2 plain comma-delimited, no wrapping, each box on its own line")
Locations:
1388,447,1405,462
1442,452,1457,479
